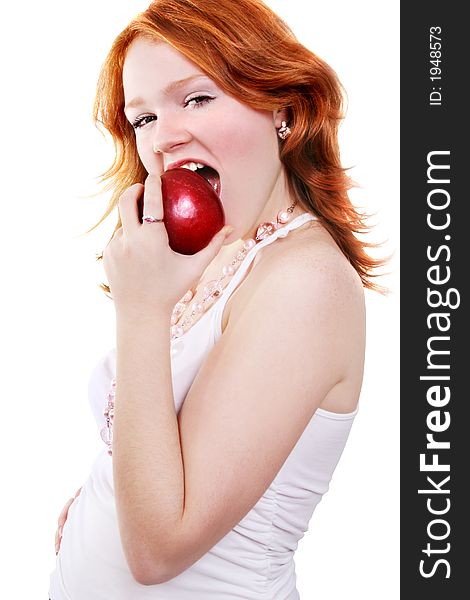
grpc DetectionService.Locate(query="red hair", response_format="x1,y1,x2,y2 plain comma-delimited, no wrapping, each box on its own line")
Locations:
89,0,387,293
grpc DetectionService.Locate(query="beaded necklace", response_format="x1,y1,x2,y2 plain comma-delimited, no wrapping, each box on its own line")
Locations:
170,199,299,341
101,199,299,455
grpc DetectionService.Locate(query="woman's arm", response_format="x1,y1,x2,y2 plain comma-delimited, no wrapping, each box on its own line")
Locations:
112,246,365,586
113,312,184,583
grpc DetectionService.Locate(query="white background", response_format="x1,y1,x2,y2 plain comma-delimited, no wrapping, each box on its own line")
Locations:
0,1,399,598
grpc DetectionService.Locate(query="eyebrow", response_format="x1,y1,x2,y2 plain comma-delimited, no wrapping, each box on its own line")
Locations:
124,74,210,112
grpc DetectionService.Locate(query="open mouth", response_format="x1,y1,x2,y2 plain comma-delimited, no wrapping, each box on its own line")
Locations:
174,161,221,197
194,165,221,197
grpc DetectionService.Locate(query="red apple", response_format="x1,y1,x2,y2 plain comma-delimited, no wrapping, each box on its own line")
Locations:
138,167,225,255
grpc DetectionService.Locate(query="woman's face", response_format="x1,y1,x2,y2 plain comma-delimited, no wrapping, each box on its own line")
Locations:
122,38,289,239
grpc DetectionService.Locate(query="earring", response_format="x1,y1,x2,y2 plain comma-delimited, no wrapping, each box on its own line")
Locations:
277,121,291,140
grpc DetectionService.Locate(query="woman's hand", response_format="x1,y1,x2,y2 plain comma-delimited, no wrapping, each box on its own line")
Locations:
55,487,82,555
102,156,233,320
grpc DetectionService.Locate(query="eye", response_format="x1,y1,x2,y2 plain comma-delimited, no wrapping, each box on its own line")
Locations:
184,95,215,108
131,114,156,130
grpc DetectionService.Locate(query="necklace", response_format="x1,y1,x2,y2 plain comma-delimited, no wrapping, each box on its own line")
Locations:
101,199,299,456
170,199,299,341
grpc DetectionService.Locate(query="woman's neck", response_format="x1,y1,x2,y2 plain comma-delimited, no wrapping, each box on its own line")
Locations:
244,169,303,240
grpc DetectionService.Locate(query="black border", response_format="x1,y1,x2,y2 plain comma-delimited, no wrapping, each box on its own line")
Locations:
401,2,468,597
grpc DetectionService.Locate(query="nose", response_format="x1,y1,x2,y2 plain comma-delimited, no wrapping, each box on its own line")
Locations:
151,112,193,155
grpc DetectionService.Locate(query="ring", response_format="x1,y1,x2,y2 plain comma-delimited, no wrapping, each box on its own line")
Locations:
142,215,164,223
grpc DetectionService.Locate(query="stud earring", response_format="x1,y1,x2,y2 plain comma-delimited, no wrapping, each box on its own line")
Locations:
277,121,292,140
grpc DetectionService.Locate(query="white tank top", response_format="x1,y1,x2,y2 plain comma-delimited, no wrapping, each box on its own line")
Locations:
49,212,358,600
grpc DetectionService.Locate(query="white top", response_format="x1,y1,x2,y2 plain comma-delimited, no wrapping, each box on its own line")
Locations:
49,212,358,600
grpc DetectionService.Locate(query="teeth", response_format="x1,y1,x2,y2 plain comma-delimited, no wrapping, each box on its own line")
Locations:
180,161,206,171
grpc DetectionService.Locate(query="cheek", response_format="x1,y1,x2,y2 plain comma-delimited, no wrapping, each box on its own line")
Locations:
209,119,249,161
211,109,273,163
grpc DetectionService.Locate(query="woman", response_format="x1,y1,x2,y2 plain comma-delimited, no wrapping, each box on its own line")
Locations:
50,0,385,598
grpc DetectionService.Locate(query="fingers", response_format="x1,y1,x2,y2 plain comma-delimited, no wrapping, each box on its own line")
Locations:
118,183,145,234
118,152,164,233
118,174,165,233
148,150,164,179
58,497,75,525
191,225,234,272
55,525,63,555
55,496,76,554
142,174,165,224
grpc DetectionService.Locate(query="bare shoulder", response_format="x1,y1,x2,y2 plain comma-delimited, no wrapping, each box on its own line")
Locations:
223,221,366,414
277,229,363,299
229,221,365,331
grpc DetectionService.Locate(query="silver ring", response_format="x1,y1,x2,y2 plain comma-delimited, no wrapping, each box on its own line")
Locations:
142,215,164,223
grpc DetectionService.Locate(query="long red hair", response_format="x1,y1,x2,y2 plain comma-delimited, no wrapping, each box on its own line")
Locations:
89,0,387,293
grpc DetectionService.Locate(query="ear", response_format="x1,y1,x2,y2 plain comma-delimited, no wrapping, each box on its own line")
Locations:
273,108,289,128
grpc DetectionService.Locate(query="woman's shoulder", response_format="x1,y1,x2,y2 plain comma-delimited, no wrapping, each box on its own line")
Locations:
225,220,365,334
221,221,366,414
259,220,364,302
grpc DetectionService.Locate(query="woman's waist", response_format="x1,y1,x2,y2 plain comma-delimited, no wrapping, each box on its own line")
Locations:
53,449,300,598
53,540,297,600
